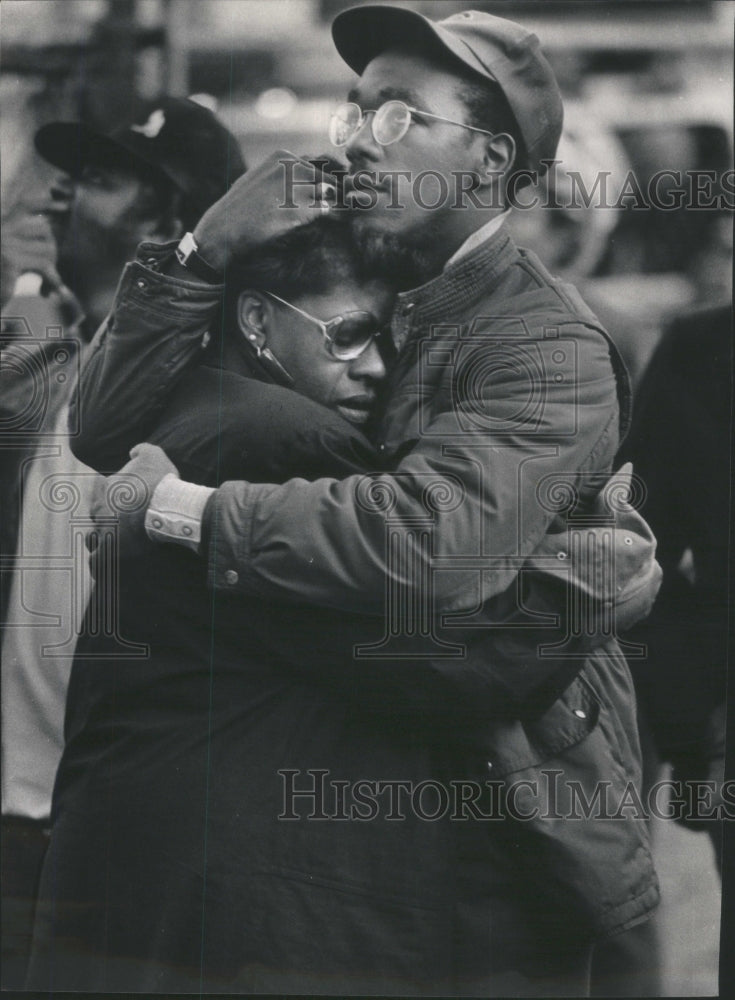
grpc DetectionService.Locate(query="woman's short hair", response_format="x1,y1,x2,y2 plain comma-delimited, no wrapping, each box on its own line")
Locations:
226,214,363,305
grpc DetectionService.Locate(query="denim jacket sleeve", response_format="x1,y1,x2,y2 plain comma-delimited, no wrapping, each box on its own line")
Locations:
69,241,222,471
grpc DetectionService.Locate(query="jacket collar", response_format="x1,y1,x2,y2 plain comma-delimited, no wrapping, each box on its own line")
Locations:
443,209,513,270
391,225,518,350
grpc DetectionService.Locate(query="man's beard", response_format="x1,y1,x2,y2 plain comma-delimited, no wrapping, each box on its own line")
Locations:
349,213,449,291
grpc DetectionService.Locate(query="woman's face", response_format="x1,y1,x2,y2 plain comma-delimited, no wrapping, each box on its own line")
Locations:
262,278,393,425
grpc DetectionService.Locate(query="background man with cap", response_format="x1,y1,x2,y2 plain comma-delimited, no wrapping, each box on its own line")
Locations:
0,97,244,989
70,7,658,994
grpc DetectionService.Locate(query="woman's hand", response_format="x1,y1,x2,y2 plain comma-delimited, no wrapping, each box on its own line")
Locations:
192,150,337,273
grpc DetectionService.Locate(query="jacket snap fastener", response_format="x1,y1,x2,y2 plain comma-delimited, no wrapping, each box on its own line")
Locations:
573,709,587,719
624,537,633,545
486,761,493,770
225,569,239,585
557,551,567,560
136,279,146,289
152,518,162,529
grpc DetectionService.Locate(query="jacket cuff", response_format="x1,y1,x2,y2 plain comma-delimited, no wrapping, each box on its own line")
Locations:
121,245,225,299
205,481,260,592
135,239,227,289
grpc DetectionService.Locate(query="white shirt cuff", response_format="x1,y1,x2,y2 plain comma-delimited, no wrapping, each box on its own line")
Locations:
144,473,215,552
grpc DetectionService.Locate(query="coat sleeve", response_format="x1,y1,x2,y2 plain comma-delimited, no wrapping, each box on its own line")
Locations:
69,242,222,471
205,325,623,614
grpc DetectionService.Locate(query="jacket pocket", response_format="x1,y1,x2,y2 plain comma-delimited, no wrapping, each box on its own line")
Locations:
473,652,658,938
481,671,600,779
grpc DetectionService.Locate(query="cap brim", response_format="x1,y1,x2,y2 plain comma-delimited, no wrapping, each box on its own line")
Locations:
332,4,494,83
34,121,164,180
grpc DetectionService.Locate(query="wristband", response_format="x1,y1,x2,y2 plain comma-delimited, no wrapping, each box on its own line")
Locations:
175,232,222,283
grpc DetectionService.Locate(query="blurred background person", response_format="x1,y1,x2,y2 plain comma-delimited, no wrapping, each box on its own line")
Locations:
596,296,731,996
623,300,730,867
0,96,245,989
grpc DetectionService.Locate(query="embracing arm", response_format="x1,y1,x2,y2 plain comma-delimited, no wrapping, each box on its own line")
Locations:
69,151,338,471
100,337,657,726
69,245,222,470
202,327,624,614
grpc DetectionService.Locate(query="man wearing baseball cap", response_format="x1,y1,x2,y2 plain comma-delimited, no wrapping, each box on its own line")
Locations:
29,95,246,335
0,98,244,988
67,7,657,995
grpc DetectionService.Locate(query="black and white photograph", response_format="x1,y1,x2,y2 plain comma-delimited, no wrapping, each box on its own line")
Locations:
1,1,732,996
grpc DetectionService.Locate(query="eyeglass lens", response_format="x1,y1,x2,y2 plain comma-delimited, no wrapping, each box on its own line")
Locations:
329,101,412,147
329,315,379,359
329,103,361,146
372,101,411,145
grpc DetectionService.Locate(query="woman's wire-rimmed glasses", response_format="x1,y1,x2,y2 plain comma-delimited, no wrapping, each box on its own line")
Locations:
264,290,383,361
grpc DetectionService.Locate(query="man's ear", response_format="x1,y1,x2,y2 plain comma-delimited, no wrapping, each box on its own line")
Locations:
236,291,269,352
476,132,516,186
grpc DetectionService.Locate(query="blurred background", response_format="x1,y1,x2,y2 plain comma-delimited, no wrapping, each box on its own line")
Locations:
1,1,732,995
1,0,732,379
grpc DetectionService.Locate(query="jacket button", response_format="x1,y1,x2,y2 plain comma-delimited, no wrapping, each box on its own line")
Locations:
486,761,493,771
224,569,239,585
182,525,193,537
152,518,162,529
136,279,147,290
573,709,587,719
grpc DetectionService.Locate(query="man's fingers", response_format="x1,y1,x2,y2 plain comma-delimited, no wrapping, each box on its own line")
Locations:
257,149,338,205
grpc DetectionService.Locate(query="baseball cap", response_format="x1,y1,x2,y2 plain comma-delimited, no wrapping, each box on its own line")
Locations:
332,5,563,174
35,97,246,224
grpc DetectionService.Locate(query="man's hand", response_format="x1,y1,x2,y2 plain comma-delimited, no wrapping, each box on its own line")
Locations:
192,150,337,273
88,444,179,566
